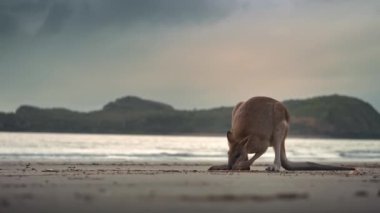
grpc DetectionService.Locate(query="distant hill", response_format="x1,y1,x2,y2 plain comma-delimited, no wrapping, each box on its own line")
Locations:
1,95,380,138
103,96,174,112
283,95,380,138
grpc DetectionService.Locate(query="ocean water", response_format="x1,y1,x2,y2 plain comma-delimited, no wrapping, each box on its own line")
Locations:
0,132,379,163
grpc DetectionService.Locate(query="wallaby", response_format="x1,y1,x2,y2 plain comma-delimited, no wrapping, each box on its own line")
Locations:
209,96,355,171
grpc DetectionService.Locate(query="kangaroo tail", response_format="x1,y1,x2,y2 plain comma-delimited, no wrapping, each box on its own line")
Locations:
280,127,355,171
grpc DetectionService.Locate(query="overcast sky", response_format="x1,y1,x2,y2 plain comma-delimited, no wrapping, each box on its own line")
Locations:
1,0,380,112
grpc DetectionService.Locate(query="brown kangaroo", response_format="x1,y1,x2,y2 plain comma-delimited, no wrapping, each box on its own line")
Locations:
209,96,355,171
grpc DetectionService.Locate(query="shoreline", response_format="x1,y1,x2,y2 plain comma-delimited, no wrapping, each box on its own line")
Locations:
1,161,379,213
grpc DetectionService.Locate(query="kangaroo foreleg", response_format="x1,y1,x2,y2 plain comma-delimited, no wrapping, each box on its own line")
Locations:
232,151,265,170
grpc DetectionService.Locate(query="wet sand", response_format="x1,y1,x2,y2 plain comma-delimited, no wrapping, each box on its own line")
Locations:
0,161,379,213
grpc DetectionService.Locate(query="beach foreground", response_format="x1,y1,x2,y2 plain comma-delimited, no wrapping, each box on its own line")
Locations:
0,162,379,213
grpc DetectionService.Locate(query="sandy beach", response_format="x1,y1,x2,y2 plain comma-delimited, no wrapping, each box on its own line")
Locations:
0,161,379,213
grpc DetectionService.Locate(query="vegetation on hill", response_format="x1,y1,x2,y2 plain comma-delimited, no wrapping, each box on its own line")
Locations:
1,95,379,138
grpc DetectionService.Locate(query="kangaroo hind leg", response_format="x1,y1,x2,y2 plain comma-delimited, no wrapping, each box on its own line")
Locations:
266,121,288,172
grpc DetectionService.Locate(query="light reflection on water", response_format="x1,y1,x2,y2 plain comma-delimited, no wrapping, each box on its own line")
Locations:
0,132,379,162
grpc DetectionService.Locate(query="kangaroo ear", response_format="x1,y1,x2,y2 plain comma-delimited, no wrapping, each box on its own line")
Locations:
227,131,234,147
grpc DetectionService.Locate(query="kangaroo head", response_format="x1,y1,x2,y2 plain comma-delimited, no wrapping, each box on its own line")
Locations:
227,131,249,169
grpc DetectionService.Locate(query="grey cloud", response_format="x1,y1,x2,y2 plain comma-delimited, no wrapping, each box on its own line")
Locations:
38,1,71,35
0,13,16,36
0,0,240,39
85,0,235,25
6,0,49,13
0,0,49,36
